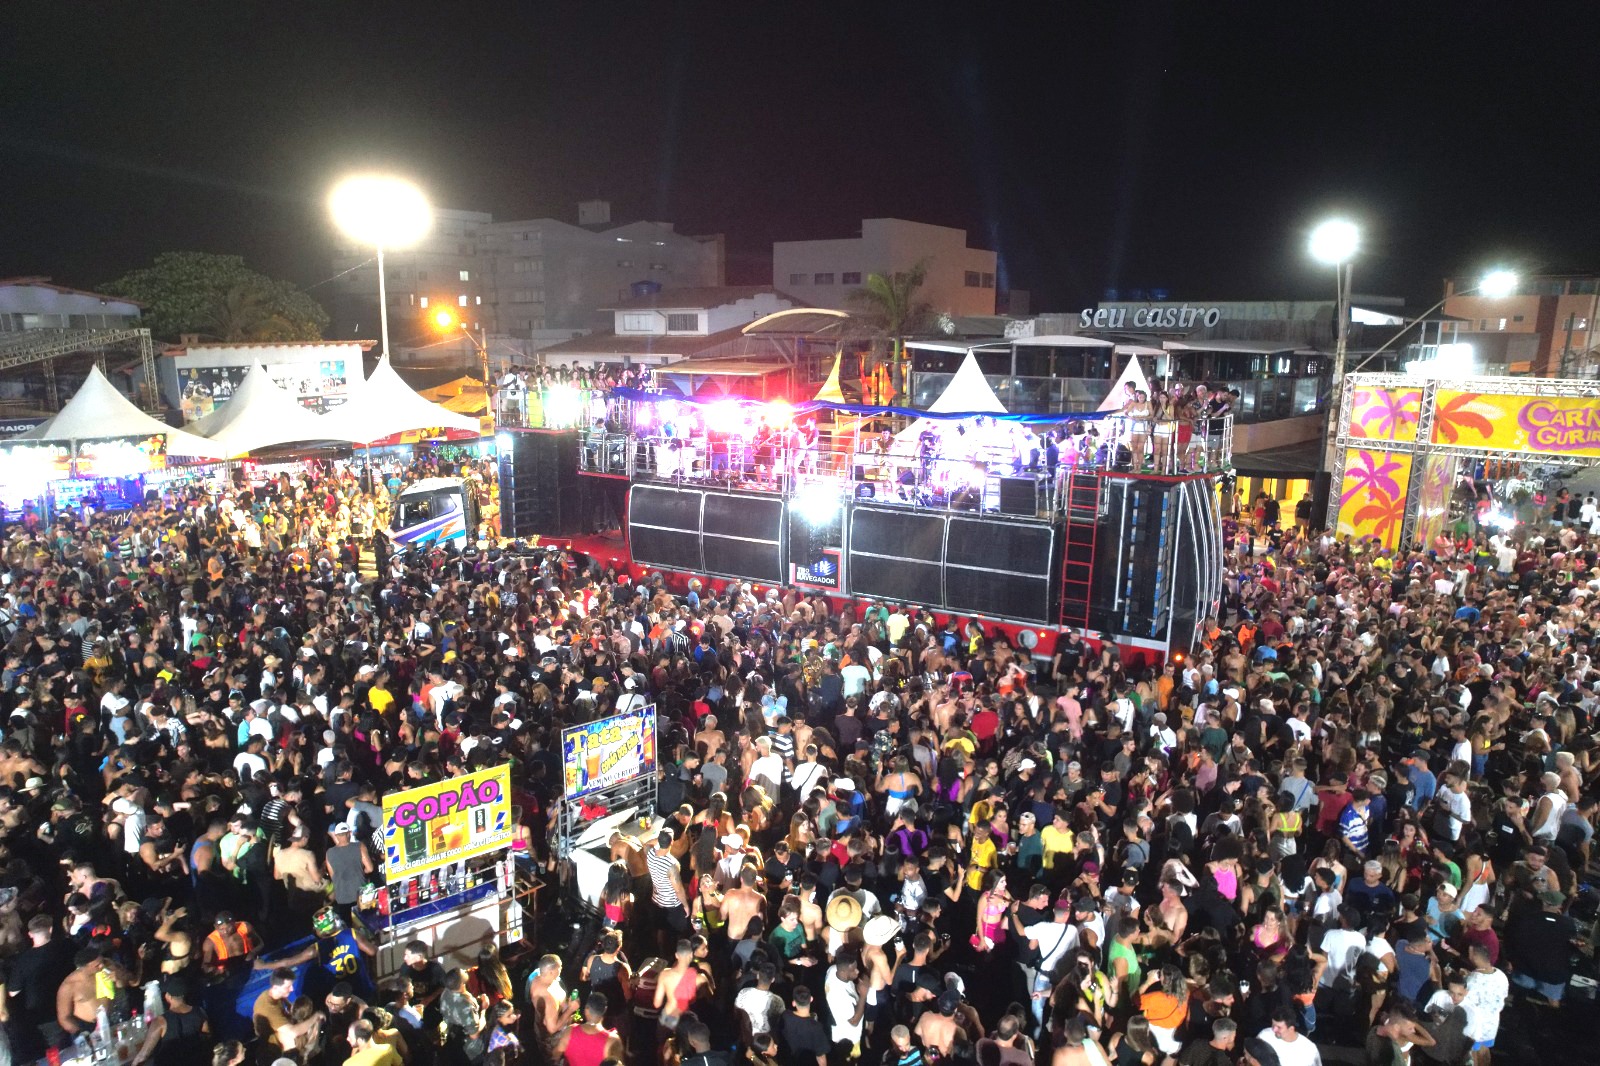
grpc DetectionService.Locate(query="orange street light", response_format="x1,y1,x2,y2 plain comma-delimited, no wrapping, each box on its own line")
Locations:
432,308,459,331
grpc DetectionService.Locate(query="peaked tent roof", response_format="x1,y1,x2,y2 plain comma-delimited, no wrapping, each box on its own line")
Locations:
15,366,226,457
335,355,482,443
1097,352,1153,412
925,351,1008,414
182,363,359,457
812,353,846,403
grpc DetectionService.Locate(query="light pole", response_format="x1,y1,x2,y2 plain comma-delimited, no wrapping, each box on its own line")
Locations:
1310,219,1359,525
1343,269,1518,377
433,309,494,430
328,175,432,360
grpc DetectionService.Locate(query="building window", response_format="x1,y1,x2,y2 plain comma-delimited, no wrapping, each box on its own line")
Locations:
618,260,633,267
965,271,981,287
616,237,632,242
982,272,995,288
419,296,429,308
475,296,482,305
653,240,666,246
666,313,697,332
813,273,834,285
1512,314,1524,322
1498,318,1507,330
842,272,861,285
458,294,468,307
622,314,653,332
1478,320,1488,330
789,273,808,285
459,270,470,281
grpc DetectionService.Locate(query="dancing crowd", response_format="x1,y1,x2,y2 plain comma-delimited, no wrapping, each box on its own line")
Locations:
0,450,1592,1066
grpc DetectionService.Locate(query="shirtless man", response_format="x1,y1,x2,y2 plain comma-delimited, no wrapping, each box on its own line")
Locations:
914,990,965,1058
525,953,577,1039
653,940,706,1033
201,913,263,979
275,826,327,893
721,867,766,940
1053,1018,1110,1066
608,831,651,901
57,948,127,1037
796,877,825,944
695,715,726,762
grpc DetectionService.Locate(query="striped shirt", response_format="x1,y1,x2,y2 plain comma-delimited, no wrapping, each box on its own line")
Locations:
646,845,683,907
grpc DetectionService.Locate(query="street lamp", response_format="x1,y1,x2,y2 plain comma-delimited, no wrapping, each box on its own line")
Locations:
432,308,493,428
328,175,432,361
1310,219,1360,523
1347,269,1520,376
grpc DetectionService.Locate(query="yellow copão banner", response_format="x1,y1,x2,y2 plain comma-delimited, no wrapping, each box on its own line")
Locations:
381,763,512,879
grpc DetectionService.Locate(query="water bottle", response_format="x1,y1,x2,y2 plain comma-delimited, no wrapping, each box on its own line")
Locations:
143,980,164,1022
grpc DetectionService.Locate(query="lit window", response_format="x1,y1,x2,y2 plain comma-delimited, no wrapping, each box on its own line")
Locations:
616,237,632,242
459,270,470,281
475,296,482,305
1498,318,1507,330
458,294,468,307
653,240,666,246
420,296,429,308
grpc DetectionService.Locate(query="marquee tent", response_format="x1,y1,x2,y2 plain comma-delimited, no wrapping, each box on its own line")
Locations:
14,366,226,458
925,351,1008,414
335,355,482,443
182,363,358,457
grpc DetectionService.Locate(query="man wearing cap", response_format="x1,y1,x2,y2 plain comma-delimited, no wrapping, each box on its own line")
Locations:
324,823,372,920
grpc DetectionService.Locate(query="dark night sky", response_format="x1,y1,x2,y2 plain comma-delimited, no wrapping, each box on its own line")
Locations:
2,2,1596,313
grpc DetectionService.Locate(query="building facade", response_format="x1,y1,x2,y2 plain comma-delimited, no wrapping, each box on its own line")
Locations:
0,277,141,332
328,202,724,349
772,218,998,316
1440,273,1600,377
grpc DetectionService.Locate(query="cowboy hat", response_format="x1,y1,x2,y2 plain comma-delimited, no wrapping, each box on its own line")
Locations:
825,894,863,933
862,914,899,947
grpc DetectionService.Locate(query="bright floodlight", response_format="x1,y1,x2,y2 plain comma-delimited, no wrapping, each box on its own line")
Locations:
328,175,432,249
1478,270,1518,299
1309,219,1360,265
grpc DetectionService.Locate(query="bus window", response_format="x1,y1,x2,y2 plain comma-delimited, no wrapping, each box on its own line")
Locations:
392,494,436,529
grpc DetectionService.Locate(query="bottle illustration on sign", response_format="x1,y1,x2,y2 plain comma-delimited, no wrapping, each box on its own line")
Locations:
585,735,603,789
429,818,447,855
473,806,488,839
564,737,582,795
403,818,428,863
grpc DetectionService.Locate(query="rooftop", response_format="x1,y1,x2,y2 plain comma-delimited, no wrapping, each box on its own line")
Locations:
602,286,797,312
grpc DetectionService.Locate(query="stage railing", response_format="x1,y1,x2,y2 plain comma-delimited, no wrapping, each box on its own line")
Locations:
578,414,1231,518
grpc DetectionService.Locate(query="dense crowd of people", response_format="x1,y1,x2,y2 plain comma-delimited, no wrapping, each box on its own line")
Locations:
0,449,1592,1066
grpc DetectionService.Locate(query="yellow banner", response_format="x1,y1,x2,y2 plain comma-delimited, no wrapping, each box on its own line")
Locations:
1430,390,1600,457
381,764,512,879
1337,447,1413,550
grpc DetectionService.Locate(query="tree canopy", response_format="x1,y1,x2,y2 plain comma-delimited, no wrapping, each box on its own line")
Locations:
102,252,329,343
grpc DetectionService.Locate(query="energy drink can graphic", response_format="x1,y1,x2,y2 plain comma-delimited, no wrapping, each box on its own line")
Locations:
403,820,427,862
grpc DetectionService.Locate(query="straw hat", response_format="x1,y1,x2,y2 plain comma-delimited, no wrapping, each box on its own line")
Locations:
862,914,899,946
826,894,863,932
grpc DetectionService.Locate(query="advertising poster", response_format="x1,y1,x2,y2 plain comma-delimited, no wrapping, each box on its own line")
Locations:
75,435,168,477
0,442,72,490
267,359,350,415
381,763,512,879
561,704,658,800
178,365,249,421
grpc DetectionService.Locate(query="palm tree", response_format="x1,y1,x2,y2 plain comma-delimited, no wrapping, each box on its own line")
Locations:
847,259,933,405
200,283,291,341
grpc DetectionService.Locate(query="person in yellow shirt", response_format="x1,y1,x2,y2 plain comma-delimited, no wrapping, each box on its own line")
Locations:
344,1018,403,1066
1040,807,1075,870
367,671,395,715
966,824,997,892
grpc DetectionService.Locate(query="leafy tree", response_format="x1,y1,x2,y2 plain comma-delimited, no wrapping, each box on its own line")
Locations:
847,259,933,405
102,252,328,343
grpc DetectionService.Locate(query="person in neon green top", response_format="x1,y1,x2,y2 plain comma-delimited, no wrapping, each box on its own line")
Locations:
1107,915,1143,1004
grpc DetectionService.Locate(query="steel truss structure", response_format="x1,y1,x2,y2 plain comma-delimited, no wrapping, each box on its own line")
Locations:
1330,372,1600,546
0,328,156,410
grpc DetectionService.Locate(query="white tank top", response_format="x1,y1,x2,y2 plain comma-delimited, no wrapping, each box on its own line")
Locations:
1532,791,1568,840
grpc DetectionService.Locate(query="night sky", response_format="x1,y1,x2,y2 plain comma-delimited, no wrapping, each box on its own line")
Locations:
2,2,1595,313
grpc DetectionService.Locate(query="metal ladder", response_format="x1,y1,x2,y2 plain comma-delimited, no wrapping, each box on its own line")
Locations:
1059,472,1102,630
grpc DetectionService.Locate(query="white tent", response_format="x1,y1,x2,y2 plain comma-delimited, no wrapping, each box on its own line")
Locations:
1097,352,1154,411
335,355,482,443
925,351,1008,414
15,366,227,458
182,363,359,457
